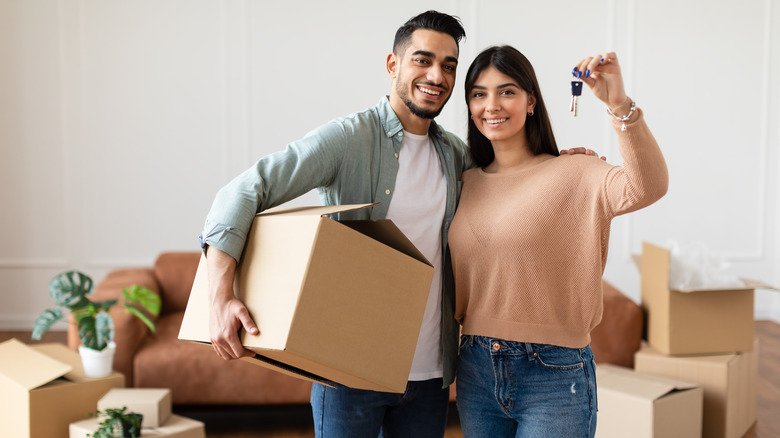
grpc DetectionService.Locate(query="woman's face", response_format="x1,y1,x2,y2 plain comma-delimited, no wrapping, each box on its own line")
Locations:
468,66,534,145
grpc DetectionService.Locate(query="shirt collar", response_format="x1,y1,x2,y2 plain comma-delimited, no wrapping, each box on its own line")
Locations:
377,96,443,141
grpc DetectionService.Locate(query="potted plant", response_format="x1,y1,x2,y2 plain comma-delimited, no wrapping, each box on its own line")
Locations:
89,407,144,438
32,270,160,377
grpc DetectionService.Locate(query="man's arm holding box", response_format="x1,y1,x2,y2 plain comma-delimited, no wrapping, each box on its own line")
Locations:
200,123,349,361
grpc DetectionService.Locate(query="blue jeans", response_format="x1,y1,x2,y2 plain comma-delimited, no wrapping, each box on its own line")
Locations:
456,336,597,437
310,378,450,438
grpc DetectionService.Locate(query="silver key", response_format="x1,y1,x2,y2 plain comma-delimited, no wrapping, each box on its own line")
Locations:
570,79,583,117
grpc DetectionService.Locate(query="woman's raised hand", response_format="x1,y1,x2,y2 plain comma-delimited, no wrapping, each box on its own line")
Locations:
573,52,629,110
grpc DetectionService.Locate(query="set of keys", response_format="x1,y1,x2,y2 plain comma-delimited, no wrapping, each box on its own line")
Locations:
570,77,583,117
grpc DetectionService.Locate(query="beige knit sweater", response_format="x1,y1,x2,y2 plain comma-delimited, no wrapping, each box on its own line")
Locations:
449,108,668,348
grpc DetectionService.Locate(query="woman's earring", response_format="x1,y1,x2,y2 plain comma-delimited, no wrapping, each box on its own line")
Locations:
528,108,534,116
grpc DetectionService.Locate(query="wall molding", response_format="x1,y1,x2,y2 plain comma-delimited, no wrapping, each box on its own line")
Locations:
0,259,70,269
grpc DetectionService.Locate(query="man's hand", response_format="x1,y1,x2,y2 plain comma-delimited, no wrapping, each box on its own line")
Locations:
206,246,258,360
559,147,607,161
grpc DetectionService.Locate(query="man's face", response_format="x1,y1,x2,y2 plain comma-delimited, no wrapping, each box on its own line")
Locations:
389,29,459,120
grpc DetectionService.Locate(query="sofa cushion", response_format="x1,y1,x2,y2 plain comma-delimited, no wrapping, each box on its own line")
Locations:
154,252,201,313
134,311,314,405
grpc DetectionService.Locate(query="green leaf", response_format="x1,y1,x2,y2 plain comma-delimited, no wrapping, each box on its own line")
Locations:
92,299,118,312
78,315,98,350
32,308,63,340
95,312,114,349
49,271,93,310
125,303,156,333
79,313,114,351
123,285,161,316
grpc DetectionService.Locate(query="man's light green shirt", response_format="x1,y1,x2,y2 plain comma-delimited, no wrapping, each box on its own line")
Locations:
200,96,472,387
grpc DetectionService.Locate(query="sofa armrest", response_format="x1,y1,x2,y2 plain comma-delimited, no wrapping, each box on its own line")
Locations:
67,267,160,386
591,280,643,368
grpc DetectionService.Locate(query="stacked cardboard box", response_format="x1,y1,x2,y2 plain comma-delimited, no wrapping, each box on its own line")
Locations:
0,339,125,438
635,342,758,438
98,388,173,427
633,241,771,438
595,363,702,438
69,415,204,438
69,388,204,438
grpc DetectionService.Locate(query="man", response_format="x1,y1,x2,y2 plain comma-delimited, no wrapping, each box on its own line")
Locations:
200,10,593,437
202,11,468,437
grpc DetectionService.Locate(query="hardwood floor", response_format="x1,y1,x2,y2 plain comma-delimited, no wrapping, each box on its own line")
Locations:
3,320,779,437
744,320,780,438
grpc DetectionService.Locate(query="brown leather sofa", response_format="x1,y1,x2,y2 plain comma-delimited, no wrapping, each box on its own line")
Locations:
68,252,642,405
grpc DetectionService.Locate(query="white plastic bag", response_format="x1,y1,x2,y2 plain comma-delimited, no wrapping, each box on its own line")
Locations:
665,240,745,290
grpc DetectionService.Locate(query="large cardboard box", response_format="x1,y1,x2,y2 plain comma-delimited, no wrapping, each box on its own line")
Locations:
595,363,703,438
0,338,125,438
639,241,776,355
98,388,172,427
179,204,435,393
70,414,205,438
634,341,758,438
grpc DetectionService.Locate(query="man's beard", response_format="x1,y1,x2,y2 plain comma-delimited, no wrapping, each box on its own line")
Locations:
397,81,449,120
402,97,445,119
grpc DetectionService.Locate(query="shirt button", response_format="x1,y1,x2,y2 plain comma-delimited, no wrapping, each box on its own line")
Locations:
385,189,391,195
492,343,500,351
399,132,404,137
394,153,399,159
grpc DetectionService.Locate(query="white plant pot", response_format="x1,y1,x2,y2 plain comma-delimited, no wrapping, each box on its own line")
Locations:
78,342,116,378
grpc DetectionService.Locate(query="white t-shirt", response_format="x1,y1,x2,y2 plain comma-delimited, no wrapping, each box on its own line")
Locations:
385,130,446,381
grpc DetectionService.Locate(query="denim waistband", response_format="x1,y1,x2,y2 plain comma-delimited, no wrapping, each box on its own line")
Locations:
460,334,587,357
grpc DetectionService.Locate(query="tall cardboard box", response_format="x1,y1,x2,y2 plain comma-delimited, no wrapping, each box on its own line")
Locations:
640,241,776,355
179,204,434,393
0,339,125,438
634,341,758,438
595,363,703,438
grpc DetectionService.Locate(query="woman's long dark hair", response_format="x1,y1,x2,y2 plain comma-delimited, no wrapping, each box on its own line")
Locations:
465,46,559,167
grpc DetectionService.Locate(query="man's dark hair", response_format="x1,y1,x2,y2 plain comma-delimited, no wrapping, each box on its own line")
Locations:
393,10,465,54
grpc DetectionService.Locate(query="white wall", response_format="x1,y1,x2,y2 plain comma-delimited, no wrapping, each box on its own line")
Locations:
1,0,778,329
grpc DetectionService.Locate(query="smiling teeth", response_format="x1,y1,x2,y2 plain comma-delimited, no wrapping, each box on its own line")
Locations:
419,87,441,96
486,118,507,124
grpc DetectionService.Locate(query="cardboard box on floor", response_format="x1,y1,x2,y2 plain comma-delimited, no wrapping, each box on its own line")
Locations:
0,338,125,438
69,414,204,438
179,204,434,393
595,363,703,438
635,340,759,438
98,388,172,428
639,241,777,355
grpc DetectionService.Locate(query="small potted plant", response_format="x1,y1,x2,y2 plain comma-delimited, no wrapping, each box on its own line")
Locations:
32,270,160,377
89,407,144,438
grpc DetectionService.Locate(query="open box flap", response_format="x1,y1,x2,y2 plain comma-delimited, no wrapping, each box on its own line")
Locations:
597,363,699,401
33,342,94,382
257,203,377,218
340,220,431,266
0,338,72,390
669,277,778,293
634,242,779,293
739,278,779,292
256,203,430,266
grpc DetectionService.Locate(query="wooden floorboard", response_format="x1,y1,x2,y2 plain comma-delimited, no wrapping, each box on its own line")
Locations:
3,320,779,437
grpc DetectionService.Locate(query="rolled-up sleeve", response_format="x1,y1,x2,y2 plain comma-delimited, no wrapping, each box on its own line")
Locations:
199,122,346,262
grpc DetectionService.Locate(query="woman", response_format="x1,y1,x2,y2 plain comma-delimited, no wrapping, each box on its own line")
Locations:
449,46,668,437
